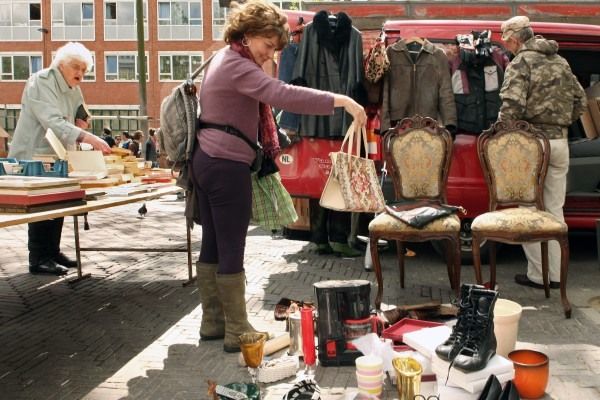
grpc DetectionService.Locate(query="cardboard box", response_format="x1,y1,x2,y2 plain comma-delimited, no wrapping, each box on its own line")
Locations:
580,105,598,139
286,197,310,230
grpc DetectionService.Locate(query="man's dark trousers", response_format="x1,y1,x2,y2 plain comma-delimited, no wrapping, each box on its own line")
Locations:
28,218,64,266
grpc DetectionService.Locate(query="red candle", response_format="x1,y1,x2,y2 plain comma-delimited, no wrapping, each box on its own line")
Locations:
301,306,316,366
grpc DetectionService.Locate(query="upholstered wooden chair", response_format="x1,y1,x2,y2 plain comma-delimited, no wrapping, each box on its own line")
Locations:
471,120,571,318
368,115,461,310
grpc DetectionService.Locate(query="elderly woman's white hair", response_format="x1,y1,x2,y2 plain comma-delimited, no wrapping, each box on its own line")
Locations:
50,42,94,72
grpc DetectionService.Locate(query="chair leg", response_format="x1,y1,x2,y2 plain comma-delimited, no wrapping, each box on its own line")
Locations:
452,236,461,296
370,233,384,310
559,235,571,318
396,240,405,289
443,239,454,289
541,241,550,299
472,234,484,284
489,241,496,289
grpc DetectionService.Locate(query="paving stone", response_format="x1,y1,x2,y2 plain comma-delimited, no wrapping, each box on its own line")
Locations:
0,197,599,399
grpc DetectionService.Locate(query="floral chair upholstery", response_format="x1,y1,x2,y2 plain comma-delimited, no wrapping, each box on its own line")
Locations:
368,115,461,310
471,120,571,318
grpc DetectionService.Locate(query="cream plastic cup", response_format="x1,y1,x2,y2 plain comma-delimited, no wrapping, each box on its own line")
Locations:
494,298,523,357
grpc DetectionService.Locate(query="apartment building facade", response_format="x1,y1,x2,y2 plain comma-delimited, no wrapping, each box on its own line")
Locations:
2,0,598,138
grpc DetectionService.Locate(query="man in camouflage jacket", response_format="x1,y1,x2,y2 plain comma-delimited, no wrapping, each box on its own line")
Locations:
498,16,587,289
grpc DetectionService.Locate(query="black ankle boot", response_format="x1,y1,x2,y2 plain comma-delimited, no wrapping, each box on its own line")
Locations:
435,283,484,361
452,288,498,372
498,380,520,400
477,375,502,400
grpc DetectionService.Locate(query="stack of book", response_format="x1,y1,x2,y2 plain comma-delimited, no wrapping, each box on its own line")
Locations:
0,176,85,213
141,169,173,184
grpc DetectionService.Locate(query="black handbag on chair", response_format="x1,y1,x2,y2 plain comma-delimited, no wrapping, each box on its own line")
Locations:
385,200,465,229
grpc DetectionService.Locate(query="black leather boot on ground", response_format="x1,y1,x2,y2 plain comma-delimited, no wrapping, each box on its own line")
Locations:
435,283,484,361
452,287,498,372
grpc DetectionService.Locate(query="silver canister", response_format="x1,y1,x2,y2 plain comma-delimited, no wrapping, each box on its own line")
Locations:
288,311,304,357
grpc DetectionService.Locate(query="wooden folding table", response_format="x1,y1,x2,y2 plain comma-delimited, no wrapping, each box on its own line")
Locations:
0,186,195,285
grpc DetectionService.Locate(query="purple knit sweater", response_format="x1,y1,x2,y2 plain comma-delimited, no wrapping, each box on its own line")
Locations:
197,47,335,165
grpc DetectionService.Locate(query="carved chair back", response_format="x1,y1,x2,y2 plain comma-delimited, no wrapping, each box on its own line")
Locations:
384,115,453,203
477,120,550,212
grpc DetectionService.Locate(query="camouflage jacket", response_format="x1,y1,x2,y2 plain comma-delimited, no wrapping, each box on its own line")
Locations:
498,36,587,139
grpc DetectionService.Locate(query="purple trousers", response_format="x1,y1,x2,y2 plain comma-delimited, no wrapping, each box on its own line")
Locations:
191,146,252,275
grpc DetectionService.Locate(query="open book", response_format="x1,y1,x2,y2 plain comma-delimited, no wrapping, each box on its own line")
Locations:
45,128,67,160
45,128,107,179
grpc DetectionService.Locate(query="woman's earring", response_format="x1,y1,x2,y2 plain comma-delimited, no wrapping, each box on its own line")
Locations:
242,37,250,47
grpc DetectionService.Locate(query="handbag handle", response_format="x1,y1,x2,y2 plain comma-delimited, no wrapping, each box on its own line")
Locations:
339,121,369,174
340,121,369,159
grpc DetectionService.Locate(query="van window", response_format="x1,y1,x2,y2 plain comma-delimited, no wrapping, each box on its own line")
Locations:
559,50,600,89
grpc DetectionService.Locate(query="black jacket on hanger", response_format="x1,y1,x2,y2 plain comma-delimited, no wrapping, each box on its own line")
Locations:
290,11,366,138
450,47,509,134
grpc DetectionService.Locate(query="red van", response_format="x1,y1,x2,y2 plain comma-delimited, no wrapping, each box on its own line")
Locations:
279,15,600,261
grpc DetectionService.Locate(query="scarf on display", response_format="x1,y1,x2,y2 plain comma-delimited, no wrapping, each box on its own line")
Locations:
231,40,280,158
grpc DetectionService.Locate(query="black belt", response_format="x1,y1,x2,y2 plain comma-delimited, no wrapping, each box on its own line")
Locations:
198,121,260,151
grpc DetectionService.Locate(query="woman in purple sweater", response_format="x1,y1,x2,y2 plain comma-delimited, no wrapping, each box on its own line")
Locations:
193,0,366,353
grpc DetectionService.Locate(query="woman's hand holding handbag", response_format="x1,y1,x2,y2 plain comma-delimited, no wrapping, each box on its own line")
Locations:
319,121,386,213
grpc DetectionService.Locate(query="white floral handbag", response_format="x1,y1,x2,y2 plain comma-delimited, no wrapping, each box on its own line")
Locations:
319,122,385,213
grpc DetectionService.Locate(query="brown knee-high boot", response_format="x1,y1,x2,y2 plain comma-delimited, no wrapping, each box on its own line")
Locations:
215,271,258,353
196,262,225,340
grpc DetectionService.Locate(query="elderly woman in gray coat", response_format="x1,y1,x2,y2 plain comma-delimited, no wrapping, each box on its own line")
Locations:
9,42,111,276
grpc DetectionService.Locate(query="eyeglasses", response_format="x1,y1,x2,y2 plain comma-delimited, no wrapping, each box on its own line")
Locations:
414,395,440,400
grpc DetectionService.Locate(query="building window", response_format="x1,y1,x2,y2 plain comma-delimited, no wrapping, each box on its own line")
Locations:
104,1,148,41
157,1,202,40
83,54,96,81
269,0,301,10
158,53,202,81
51,1,95,41
211,0,227,41
89,107,142,135
105,53,149,81
0,54,42,81
0,1,43,41
0,105,20,134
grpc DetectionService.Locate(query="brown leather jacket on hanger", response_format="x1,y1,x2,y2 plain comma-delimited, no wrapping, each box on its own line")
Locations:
381,39,456,132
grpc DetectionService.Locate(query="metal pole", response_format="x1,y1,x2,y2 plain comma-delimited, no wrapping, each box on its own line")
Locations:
136,0,149,152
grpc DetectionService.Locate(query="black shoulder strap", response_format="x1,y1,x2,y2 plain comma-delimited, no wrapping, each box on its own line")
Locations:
197,121,261,151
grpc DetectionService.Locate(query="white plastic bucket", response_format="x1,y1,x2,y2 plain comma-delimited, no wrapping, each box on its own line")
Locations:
494,298,523,357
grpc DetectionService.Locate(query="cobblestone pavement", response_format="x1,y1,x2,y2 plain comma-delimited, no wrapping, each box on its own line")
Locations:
0,196,599,400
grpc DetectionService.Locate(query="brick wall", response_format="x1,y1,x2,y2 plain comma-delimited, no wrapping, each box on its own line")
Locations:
303,1,600,30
